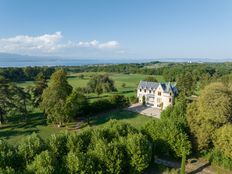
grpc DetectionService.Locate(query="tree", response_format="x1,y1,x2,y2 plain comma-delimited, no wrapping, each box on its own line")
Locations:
17,133,44,166
40,69,72,126
144,76,158,82
66,152,100,174
126,133,152,173
213,124,232,159
26,150,54,174
87,74,117,95
90,140,126,174
13,87,31,121
32,72,48,106
0,140,17,169
109,94,130,108
65,89,89,121
144,119,191,158
187,82,232,150
0,77,16,124
177,72,195,96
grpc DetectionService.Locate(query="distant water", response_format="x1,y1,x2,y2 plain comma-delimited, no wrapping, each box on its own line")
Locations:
1,57,231,67
0,58,155,67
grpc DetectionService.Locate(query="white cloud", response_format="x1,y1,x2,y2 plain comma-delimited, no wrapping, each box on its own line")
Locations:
0,32,120,54
0,32,62,53
98,41,119,49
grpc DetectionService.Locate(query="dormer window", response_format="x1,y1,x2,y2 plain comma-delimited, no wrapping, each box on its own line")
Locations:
144,89,146,92
158,91,161,96
140,89,142,92
170,92,172,96
149,90,151,93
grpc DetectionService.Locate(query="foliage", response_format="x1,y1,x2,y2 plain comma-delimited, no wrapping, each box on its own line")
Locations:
0,121,153,174
0,140,17,169
40,69,72,126
187,82,232,150
206,150,232,171
144,119,191,158
213,124,232,159
143,76,158,82
31,72,48,106
161,96,188,130
176,72,195,96
109,94,130,108
126,133,152,173
0,66,54,82
64,89,89,119
87,74,117,95
17,133,45,166
26,150,54,174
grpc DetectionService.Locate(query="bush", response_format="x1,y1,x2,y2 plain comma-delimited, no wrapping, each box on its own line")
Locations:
206,150,232,170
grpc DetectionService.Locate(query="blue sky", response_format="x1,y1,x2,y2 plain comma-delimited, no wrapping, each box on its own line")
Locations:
0,0,232,59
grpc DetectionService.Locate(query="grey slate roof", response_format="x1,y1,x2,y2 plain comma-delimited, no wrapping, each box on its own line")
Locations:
138,81,159,89
138,81,178,95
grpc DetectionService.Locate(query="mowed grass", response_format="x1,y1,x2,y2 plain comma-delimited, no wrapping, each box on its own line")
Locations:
1,73,162,144
0,109,155,145
17,72,164,99
0,113,65,144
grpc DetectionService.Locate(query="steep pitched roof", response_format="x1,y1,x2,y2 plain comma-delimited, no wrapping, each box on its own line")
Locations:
138,81,159,89
138,81,178,95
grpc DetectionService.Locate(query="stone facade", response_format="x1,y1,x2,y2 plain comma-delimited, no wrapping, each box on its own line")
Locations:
137,81,177,110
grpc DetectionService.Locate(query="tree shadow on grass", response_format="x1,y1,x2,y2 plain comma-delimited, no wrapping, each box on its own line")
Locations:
0,129,39,140
90,109,139,127
188,162,211,174
0,112,45,140
6,113,47,129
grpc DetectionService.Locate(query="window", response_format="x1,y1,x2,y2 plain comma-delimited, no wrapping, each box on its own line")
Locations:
149,90,151,93
170,92,172,96
140,89,142,92
169,98,172,102
158,91,161,96
144,89,146,92
157,98,161,103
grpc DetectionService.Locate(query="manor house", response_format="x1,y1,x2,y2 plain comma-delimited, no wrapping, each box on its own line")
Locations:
137,81,178,110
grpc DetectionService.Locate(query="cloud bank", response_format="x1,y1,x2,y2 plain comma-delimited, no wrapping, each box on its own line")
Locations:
0,32,120,55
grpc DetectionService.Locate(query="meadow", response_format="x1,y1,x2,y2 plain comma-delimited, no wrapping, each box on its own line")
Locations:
18,72,164,99
1,72,163,144
0,109,154,145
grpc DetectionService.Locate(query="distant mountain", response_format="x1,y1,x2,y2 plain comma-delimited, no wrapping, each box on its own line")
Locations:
0,52,61,62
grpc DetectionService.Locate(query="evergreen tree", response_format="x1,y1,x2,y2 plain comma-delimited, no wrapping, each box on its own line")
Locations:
40,69,72,126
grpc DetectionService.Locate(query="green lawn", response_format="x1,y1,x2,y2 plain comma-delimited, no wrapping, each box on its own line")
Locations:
3,72,162,144
17,72,164,99
0,109,155,145
0,113,65,144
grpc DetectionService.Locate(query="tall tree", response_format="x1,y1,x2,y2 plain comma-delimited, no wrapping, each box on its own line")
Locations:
87,74,117,95
177,72,195,96
65,90,89,121
0,76,16,124
187,82,232,150
32,72,48,106
40,69,72,126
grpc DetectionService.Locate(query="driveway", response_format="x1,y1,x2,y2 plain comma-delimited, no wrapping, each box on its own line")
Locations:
126,103,161,118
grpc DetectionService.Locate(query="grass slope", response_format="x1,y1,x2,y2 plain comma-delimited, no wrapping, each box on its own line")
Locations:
0,109,154,144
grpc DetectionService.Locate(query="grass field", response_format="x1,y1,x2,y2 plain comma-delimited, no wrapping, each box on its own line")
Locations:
1,72,161,144
17,72,164,99
0,109,155,145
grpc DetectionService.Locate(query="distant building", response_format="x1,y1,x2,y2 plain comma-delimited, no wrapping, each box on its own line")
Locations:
137,81,178,110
